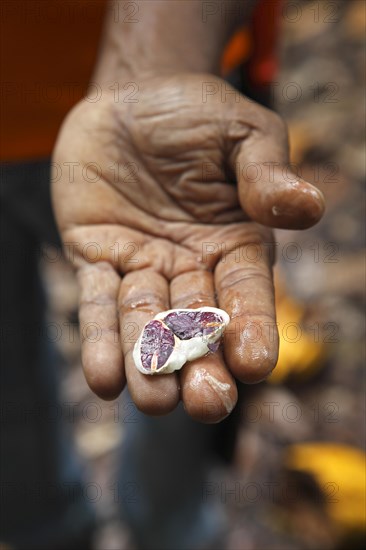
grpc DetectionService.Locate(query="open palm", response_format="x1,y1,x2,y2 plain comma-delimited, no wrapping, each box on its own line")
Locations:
52,74,324,422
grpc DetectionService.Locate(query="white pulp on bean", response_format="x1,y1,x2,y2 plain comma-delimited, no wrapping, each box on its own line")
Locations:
133,307,230,375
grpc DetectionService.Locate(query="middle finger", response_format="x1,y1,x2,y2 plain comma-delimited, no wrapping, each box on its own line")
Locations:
170,270,237,423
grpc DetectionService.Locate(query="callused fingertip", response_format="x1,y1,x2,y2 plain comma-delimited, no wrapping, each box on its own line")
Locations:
81,348,126,400
270,192,325,230
130,378,180,417
313,195,326,223
300,179,326,215
134,397,179,417
182,366,238,424
184,403,230,424
92,386,123,401
225,342,278,385
307,181,325,205
85,372,125,401
298,178,326,222
183,396,236,424
234,365,274,385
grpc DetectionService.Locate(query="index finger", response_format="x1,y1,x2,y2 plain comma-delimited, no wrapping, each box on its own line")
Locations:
170,270,237,423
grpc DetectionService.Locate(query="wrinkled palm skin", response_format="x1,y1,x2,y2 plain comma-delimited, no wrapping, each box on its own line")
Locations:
52,74,324,423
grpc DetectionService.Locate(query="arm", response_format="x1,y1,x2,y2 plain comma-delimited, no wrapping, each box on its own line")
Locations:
94,0,255,84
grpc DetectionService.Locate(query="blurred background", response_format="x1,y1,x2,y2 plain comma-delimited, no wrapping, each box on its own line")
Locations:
1,1,365,549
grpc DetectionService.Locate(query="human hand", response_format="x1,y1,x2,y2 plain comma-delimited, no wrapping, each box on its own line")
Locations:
52,74,324,422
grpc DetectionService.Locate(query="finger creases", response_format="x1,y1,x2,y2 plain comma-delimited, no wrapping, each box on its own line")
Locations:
118,270,179,415
77,262,125,400
215,243,279,384
170,270,238,423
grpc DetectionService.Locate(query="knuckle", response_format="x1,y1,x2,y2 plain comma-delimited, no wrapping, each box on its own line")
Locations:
119,293,163,314
218,266,271,292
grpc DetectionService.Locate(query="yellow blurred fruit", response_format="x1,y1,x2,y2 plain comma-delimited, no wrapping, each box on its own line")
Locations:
285,443,366,532
269,293,326,384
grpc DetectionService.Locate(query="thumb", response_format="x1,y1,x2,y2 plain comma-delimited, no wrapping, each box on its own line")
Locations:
230,113,325,229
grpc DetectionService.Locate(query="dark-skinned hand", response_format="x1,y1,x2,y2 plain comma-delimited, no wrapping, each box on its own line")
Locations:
52,74,324,423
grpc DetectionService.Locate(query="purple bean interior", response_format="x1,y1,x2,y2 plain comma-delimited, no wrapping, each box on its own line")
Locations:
163,310,223,341
140,320,175,370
